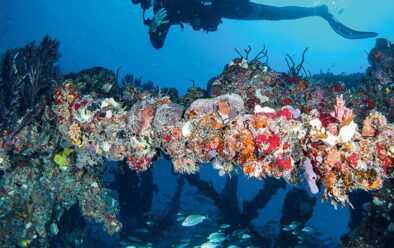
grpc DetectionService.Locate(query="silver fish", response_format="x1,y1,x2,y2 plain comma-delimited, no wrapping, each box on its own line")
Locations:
127,236,143,244
301,226,315,234
208,232,222,240
219,224,231,229
241,233,252,239
146,220,154,226
173,242,190,248
282,221,302,231
292,229,303,236
181,214,209,227
200,242,221,248
136,228,150,233
209,235,226,243
177,216,186,222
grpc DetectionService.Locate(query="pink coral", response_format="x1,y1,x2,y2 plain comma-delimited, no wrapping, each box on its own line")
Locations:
304,159,319,194
331,94,353,122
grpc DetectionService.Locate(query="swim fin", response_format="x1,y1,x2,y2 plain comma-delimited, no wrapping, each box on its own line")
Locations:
324,13,378,39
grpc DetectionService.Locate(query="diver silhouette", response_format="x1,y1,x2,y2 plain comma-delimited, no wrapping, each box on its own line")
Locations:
132,0,378,49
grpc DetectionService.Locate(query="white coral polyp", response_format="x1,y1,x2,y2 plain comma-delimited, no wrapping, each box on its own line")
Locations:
339,121,357,144
322,131,339,147
254,105,275,114
100,98,119,109
101,142,111,153
182,121,192,138
309,118,322,129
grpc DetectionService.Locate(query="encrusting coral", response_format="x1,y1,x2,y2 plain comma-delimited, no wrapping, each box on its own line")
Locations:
0,38,393,247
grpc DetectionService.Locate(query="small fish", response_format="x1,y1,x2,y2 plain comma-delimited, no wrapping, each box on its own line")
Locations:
200,242,220,248
338,8,345,15
177,212,185,216
136,227,150,233
292,229,303,236
282,221,302,231
173,242,190,248
127,236,144,244
282,226,295,231
146,220,155,226
208,232,222,240
227,246,240,248
181,214,210,227
301,226,315,234
241,233,252,239
176,216,186,222
209,237,226,244
219,223,231,229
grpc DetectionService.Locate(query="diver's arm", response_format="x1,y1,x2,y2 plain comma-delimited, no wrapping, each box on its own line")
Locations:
144,7,171,49
150,8,169,32
219,1,377,39
149,23,170,49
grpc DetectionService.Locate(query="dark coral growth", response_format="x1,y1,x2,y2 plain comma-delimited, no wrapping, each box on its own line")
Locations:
347,190,372,231
0,35,60,130
64,66,118,98
341,179,394,247
312,72,364,89
361,38,394,121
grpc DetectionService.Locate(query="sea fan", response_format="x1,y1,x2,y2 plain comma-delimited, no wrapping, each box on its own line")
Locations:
0,35,61,129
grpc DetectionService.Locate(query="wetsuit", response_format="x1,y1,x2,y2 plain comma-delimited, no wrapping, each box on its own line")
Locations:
140,0,378,49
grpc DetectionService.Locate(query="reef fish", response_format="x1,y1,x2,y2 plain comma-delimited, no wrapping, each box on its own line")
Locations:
181,214,210,227
208,232,223,240
241,233,252,239
219,223,231,229
200,242,221,248
177,216,186,222
301,226,315,234
282,221,302,231
173,242,190,248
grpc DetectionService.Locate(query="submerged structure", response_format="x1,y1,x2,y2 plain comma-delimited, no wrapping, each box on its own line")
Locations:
0,37,393,247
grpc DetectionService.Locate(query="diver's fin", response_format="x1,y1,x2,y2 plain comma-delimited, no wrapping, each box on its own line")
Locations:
324,13,378,39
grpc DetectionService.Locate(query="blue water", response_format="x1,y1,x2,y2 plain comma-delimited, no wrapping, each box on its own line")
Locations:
1,0,394,95
1,0,393,247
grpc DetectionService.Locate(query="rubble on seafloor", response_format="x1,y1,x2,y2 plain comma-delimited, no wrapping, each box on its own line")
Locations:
0,37,393,247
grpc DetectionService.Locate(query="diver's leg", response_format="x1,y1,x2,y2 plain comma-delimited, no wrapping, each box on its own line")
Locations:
323,13,378,39
219,1,377,39
219,2,327,21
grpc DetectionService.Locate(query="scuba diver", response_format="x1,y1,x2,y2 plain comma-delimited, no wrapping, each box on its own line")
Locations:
131,0,378,49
